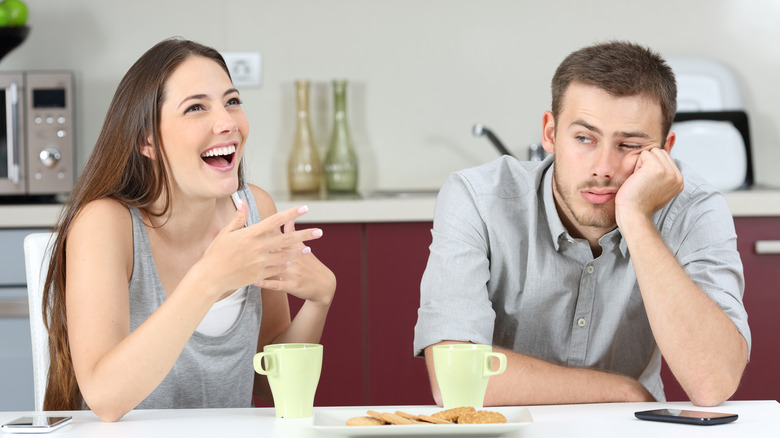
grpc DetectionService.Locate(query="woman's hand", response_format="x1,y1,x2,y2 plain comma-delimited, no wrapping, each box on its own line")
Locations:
196,202,324,299
254,219,337,307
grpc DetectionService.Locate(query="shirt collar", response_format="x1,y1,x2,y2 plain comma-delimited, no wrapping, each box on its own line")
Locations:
541,160,569,252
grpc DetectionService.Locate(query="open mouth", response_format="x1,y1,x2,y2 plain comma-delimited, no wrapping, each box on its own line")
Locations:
200,145,236,168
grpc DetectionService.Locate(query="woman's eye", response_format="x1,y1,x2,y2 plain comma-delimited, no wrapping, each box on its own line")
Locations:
184,103,205,114
227,97,243,106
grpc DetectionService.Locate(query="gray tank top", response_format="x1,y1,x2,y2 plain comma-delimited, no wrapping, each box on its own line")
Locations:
127,185,263,409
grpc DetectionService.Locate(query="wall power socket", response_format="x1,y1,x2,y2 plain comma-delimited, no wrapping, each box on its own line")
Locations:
221,51,262,88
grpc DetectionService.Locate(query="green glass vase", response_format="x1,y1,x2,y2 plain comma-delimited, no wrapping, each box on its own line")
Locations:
324,80,358,193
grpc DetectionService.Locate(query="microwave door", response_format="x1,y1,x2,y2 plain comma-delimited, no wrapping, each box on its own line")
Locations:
0,77,26,195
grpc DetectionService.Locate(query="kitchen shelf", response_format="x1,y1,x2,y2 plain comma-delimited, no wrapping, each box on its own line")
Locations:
2,189,780,228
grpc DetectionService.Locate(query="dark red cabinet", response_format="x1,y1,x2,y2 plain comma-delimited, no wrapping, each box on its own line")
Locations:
365,222,434,406
267,222,435,407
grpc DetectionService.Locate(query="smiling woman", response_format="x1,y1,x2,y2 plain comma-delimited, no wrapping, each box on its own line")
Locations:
39,38,336,421
147,54,249,200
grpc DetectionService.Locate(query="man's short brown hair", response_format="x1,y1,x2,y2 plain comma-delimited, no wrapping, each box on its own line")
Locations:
551,41,677,136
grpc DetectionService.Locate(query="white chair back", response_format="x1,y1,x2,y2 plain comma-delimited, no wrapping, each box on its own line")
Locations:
23,232,56,412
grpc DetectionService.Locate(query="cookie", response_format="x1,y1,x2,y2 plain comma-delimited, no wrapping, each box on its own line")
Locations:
366,410,387,422
394,411,421,421
346,416,386,426
379,412,417,425
418,414,452,424
457,410,507,424
431,406,476,422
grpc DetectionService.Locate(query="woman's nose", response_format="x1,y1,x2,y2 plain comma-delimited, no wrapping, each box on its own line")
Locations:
214,108,238,134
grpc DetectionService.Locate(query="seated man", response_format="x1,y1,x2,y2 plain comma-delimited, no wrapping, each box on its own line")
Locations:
414,41,750,407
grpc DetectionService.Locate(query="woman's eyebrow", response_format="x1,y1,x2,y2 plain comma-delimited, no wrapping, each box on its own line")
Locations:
177,89,240,109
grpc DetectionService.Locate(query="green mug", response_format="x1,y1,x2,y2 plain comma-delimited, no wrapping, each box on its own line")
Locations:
253,343,323,418
432,344,507,409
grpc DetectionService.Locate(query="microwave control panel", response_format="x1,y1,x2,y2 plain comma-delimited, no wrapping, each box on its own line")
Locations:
24,72,75,195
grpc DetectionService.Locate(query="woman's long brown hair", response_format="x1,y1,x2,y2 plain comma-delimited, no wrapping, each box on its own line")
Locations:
41,37,243,410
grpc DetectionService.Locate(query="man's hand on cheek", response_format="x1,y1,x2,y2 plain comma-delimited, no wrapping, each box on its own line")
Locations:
615,148,683,227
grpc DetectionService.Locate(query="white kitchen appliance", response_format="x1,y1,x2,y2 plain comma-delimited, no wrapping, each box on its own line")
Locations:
667,57,752,191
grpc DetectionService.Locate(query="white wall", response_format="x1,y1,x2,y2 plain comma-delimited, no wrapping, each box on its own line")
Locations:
4,0,780,194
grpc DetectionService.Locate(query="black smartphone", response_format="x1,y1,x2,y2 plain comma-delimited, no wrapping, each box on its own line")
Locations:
635,409,738,426
1,416,73,433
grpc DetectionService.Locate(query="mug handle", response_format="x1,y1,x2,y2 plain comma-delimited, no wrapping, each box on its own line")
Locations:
483,352,507,377
253,352,276,376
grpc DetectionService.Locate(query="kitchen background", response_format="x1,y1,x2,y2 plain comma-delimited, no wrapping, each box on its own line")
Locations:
2,0,780,195
3,0,780,411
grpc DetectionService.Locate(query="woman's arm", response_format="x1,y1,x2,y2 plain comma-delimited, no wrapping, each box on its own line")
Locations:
66,199,220,421
68,197,320,420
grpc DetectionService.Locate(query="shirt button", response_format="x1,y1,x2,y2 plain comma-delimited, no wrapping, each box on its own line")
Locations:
577,318,587,327
586,265,595,274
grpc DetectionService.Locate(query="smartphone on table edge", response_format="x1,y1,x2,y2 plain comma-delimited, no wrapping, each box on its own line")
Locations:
635,408,738,426
1,416,73,434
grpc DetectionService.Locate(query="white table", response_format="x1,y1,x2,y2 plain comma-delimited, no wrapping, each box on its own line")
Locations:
1,401,777,437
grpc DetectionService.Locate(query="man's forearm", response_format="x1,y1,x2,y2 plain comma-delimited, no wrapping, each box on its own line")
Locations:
619,213,748,406
424,342,654,406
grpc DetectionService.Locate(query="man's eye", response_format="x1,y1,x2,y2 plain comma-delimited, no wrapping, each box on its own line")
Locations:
576,135,593,144
620,143,644,150
185,104,205,113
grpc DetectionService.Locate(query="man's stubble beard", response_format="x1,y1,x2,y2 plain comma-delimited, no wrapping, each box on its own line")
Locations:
552,160,617,230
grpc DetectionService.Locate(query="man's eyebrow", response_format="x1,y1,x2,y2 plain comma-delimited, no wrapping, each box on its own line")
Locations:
615,130,650,139
570,119,602,136
570,119,650,139
177,89,240,109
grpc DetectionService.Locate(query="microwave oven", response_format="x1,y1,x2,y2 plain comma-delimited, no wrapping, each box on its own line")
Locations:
0,71,74,201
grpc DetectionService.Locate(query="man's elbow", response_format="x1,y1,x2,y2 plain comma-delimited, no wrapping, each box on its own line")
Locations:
687,368,745,407
689,387,734,407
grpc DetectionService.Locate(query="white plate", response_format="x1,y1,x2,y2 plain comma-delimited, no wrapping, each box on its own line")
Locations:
312,406,533,437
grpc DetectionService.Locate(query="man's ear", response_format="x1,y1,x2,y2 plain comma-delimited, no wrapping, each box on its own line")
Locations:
663,130,676,154
140,134,156,160
541,111,556,155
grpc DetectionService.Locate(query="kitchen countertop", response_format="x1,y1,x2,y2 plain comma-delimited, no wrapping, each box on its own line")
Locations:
2,188,780,228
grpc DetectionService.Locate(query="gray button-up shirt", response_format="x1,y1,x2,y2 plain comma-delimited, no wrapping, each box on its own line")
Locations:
413,155,750,401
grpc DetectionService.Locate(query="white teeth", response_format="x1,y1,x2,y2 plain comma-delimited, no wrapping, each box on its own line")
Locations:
201,145,236,157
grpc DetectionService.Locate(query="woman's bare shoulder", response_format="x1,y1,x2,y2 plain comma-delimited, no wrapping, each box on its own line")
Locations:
73,198,131,226
69,198,133,251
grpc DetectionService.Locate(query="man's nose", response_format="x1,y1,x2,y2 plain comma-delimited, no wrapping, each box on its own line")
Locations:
591,145,619,178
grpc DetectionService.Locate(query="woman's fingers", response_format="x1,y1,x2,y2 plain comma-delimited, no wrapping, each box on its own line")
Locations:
274,227,323,249
250,205,309,234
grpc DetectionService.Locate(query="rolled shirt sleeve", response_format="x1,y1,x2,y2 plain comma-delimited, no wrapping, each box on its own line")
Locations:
414,172,497,356
659,178,751,355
